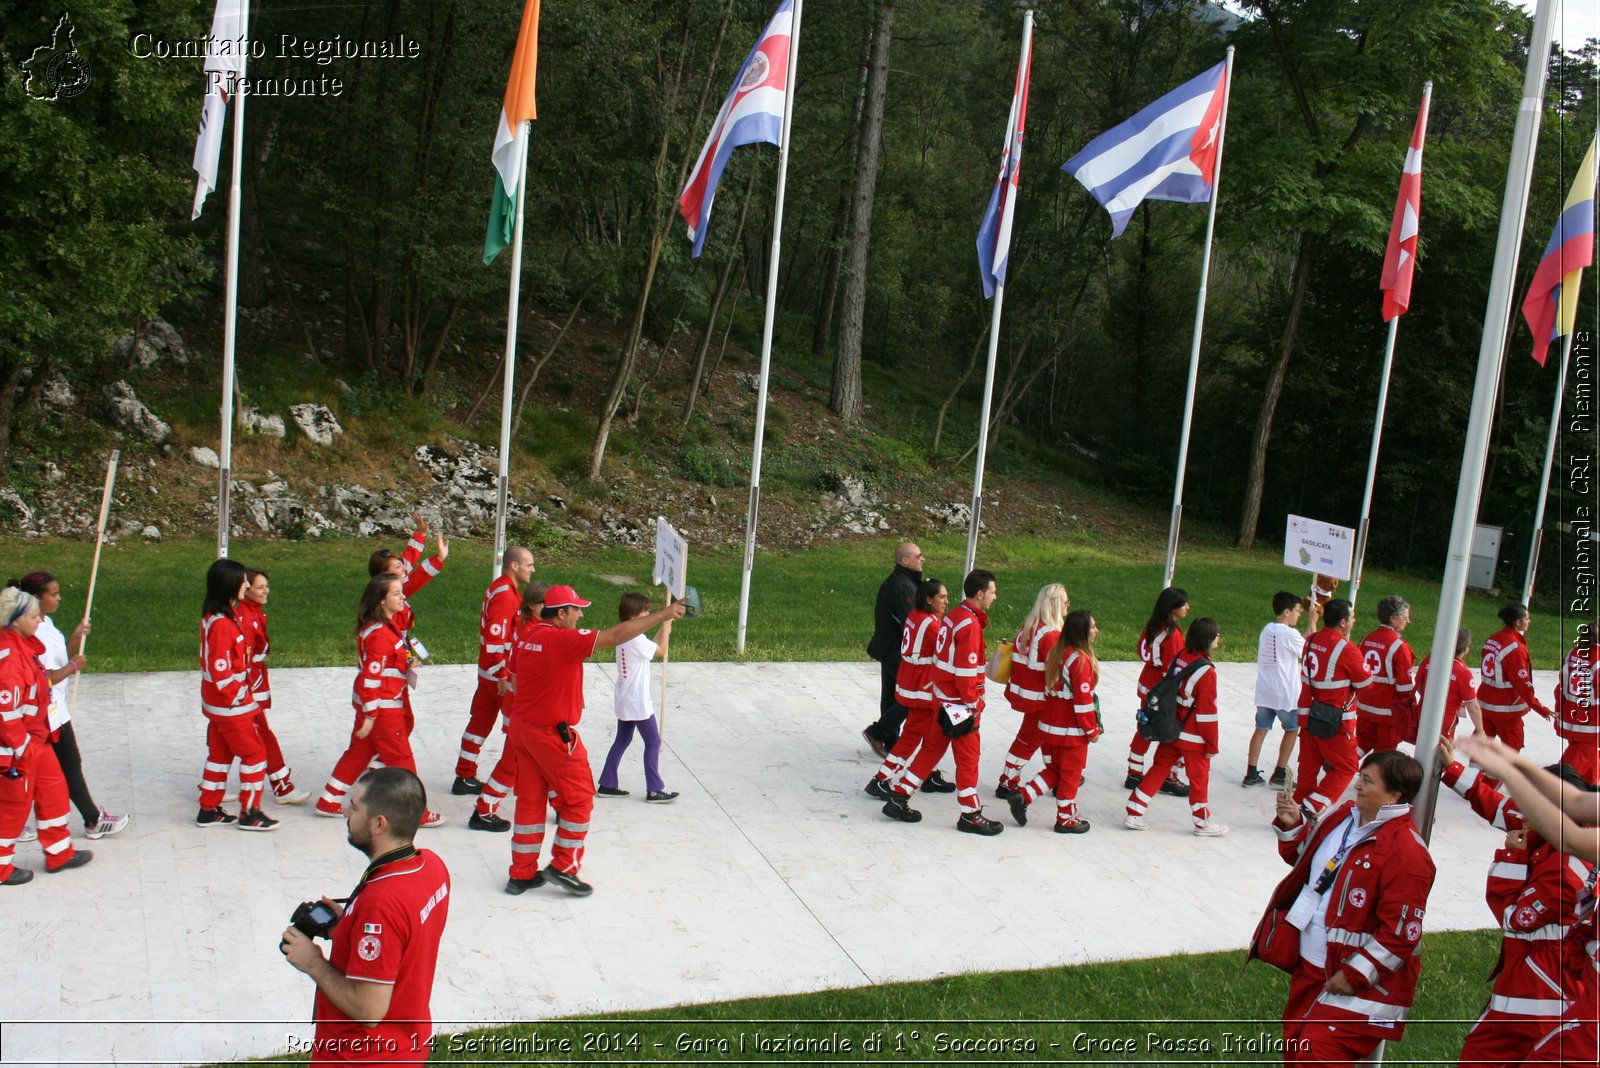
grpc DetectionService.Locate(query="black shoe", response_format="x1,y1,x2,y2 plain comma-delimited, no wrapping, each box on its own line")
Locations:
237,809,280,832
1241,770,1266,788
1159,777,1191,798
2,867,33,885
451,776,485,796
994,784,1017,801
505,872,547,895
1123,774,1142,790
646,790,679,804
1054,818,1091,835
468,811,511,833
1269,768,1288,788
596,785,630,797
864,777,891,800
922,771,957,794
544,865,593,896
862,728,888,760
881,795,922,823
1008,792,1029,827
196,807,237,827
49,849,93,871
957,810,1004,836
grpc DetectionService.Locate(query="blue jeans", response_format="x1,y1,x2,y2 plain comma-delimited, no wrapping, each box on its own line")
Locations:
599,715,665,793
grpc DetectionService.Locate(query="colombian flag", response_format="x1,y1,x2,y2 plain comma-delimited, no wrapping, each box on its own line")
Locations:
1522,137,1596,366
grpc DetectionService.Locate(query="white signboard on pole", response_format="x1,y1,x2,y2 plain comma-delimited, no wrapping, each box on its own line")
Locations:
654,516,688,597
1283,514,1355,580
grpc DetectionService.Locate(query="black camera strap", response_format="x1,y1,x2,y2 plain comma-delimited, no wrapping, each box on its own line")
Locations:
351,844,420,900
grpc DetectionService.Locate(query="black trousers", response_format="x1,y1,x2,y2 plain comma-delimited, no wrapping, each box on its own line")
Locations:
51,721,100,827
868,658,907,743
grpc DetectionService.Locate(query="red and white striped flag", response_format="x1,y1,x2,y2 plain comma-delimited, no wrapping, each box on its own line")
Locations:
1379,87,1431,321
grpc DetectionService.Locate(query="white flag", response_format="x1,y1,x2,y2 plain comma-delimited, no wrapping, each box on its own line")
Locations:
191,0,247,220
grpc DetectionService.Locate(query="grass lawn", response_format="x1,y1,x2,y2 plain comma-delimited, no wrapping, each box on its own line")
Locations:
218,929,1502,1065
1,533,1577,674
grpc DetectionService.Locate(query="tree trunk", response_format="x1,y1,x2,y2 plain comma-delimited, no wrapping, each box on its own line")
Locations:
414,297,462,397
684,172,756,424
514,283,592,436
0,359,36,474
933,329,989,455
829,0,895,424
1236,233,1317,549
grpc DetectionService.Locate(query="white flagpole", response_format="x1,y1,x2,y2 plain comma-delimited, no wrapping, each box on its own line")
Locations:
965,10,1033,577
216,0,250,562
1162,45,1234,589
1524,328,1580,604
492,131,531,583
735,0,804,655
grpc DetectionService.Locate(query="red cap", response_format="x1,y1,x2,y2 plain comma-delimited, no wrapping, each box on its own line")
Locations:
543,584,591,609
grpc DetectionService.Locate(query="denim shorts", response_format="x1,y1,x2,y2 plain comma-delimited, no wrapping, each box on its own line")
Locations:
1255,706,1298,731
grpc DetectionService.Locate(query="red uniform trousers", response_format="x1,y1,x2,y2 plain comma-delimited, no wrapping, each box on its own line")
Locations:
872,707,934,787
199,713,268,812
1125,727,1154,778
1355,712,1400,755
1127,745,1211,826
998,713,1042,792
1559,739,1600,785
456,680,501,779
1281,962,1383,1066
0,745,78,877
1018,742,1089,825
1528,1001,1598,1064
252,710,291,787
507,721,594,879
318,712,416,811
1483,711,1527,752
894,721,981,813
1295,716,1359,817
1460,1010,1564,1067
475,719,518,818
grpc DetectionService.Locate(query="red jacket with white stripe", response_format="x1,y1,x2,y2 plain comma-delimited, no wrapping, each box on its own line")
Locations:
475,576,521,685
353,620,410,718
1356,626,1414,720
1136,625,1183,699
1297,627,1371,729
1556,643,1600,743
1005,621,1060,714
393,524,445,635
0,630,34,770
236,600,272,710
1480,627,1551,720
1481,833,1591,1019
1443,760,1526,832
894,609,942,712
1168,648,1218,754
1037,648,1100,744
199,612,257,719
930,602,988,713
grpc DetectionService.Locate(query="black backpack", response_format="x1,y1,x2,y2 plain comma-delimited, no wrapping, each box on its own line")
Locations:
1137,658,1209,743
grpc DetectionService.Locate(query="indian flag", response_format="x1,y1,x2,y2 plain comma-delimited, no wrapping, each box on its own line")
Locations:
483,0,540,265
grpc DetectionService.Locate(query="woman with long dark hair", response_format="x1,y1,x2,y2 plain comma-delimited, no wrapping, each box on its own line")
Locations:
866,578,949,799
1007,609,1101,833
1125,617,1227,837
236,568,308,804
1480,603,1553,752
197,558,277,830
1125,587,1190,796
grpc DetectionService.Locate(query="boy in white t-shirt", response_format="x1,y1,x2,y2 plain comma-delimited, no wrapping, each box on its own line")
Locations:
1244,590,1307,788
597,592,677,803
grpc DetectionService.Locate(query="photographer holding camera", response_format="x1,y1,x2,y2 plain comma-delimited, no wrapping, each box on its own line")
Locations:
280,768,450,1064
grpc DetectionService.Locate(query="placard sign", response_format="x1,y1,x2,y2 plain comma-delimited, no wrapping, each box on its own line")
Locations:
1283,514,1355,581
653,516,688,596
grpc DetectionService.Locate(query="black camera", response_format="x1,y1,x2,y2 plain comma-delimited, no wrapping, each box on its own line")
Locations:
290,899,340,940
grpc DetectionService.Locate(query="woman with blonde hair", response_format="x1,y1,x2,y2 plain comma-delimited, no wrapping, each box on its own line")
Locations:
996,583,1068,799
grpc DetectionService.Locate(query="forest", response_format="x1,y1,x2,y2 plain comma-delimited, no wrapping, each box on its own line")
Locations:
2,0,1597,578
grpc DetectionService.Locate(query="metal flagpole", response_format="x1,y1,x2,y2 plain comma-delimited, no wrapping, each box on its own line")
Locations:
1525,329,1580,605
216,0,250,562
1411,0,1557,833
492,131,531,583
965,10,1033,577
1162,45,1234,589
735,0,804,655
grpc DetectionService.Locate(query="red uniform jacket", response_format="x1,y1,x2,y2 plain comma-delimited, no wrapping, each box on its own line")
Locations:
1414,655,1477,742
235,600,272,710
1444,760,1526,832
1556,643,1600,743
1356,625,1414,721
894,609,942,712
1169,649,1218,754
199,611,257,719
0,629,35,770
1482,833,1591,1018
930,602,988,712
1005,621,1060,714
475,576,520,684
353,620,410,718
1136,625,1184,700
392,524,445,636
1298,627,1372,732
1480,627,1550,720
1037,648,1100,744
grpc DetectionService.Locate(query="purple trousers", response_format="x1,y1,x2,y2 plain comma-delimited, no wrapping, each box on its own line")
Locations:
599,715,665,793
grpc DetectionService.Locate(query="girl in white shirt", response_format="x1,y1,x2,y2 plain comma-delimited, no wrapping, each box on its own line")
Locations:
596,592,676,803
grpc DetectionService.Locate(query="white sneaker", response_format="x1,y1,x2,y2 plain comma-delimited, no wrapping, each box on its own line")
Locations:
17,825,37,843
272,785,311,805
1193,822,1230,838
1122,815,1148,831
221,792,238,805
85,811,130,840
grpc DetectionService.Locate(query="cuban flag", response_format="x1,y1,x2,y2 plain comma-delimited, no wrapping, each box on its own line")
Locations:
1379,90,1430,322
976,19,1033,300
678,0,793,258
191,0,247,220
1063,60,1228,238
1521,137,1597,366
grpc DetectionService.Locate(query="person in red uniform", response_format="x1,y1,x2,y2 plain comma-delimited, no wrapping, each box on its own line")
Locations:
1411,628,1483,745
1480,603,1553,752
1354,595,1415,755
472,581,547,829
281,767,450,1066
1124,617,1228,837
1125,587,1191,797
237,568,309,804
453,547,535,801
369,513,449,735
995,583,1067,799
504,584,685,896
1294,598,1372,819
1006,609,1100,833
881,569,1004,835
196,558,278,831
864,579,948,799
1554,628,1600,784
1251,750,1435,1066
316,575,442,827
0,586,91,883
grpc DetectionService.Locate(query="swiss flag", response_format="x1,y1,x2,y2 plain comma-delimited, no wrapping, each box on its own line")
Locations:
1380,88,1431,321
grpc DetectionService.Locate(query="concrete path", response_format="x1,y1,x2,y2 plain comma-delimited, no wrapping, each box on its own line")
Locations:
2,661,1562,1066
